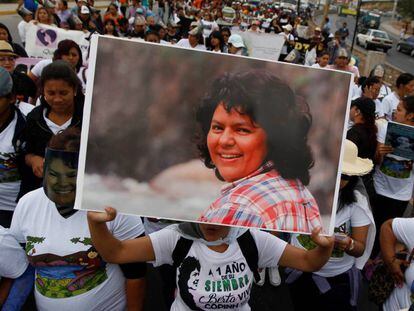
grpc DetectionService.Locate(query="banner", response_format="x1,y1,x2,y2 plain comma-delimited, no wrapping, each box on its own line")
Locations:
15,57,43,73
25,23,90,60
232,30,285,61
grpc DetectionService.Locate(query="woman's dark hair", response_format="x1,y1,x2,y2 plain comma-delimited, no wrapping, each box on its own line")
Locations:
220,27,231,37
47,127,81,169
207,31,224,52
338,175,359,209
104,19,119,37
40,60,79,92
53,39,83,72
0,23,12,43
107,3,118,12
196,70,314,185
177,256,202,311
350,97,377,148
402,96,414,120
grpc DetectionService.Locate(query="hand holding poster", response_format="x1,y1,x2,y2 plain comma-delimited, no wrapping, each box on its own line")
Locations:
25,23,90,60
385,121,414,160
76,35,353,235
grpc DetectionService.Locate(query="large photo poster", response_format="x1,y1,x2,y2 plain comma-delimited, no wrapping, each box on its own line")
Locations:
76,35,353,235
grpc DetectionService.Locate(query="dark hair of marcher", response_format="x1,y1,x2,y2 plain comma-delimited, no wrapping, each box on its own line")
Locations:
338,175,359,209
40,60,79,92
350,97,377,152
104,19,119,37
396,73,414,88
53,39,83,72
362,76,380,93
402,96,414,121
47,127,81,169
0,23,13,43
196,70,314,185
177,257,202,311
207,31,225,52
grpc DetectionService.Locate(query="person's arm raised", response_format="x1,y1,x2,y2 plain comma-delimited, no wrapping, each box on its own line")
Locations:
87,207,155,264
279,227,334,272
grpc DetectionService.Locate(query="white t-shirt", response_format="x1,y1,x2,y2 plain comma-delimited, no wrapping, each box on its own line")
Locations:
201,20,218,38
149,227,287,311
374,121,414,201
43,108,72,135
176,39,207,51
18,20,29,44
291,195,371,277
17,101,34,116
0,112,21,211
0,226,28,278
30,59,53,79
10,188,145,311
378,84,392,101
382,92,400,121
311,63,322,68
383,218,414,311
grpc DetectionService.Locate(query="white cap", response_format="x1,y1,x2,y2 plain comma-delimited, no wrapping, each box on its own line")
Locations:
283,24,293,32
80,5,90,14
228,34,245,48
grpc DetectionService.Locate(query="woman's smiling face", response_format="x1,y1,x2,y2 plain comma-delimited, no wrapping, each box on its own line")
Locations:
207,103,268,182
45,157,77,206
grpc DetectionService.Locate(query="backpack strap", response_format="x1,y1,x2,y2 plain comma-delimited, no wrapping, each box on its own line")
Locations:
172,237,193,269
237,230,260,283
12,106,26,153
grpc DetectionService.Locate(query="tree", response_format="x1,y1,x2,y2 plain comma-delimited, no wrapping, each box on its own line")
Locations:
398,0,414,20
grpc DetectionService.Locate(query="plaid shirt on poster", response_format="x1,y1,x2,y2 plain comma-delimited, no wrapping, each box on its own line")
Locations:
199,162,323,232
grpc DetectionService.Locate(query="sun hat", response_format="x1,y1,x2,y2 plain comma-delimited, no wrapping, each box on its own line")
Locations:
228,34,245,48
0,67,13,97
80,5,90,14
341,140,373,176
282,24,292,32
0,41,18,58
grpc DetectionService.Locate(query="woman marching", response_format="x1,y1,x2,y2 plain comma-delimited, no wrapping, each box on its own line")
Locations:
88,209,334,310
287,140,375,311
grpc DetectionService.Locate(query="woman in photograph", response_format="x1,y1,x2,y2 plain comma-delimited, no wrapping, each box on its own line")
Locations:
288,140,375,311
88,206,334,311
196,70,322,232
11,128,147,311
19,60,84,198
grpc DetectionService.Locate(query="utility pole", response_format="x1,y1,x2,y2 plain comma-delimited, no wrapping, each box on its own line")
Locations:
391,0,398,20
350,0,362,53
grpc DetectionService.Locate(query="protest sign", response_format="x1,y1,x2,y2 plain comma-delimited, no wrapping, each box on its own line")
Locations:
385,121,414,160
76,35,353,235
15,57,43,74
25,23,90,60
231,30,285,61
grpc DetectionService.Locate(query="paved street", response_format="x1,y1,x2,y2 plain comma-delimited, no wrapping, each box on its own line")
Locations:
314,12,414,75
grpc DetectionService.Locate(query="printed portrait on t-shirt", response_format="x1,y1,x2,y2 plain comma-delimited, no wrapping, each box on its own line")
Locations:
380,157,413,179
177,255,253,309
26,235,108,298
0,151,20,183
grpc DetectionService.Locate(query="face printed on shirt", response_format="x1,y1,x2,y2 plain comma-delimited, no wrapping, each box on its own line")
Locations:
43,148,78,207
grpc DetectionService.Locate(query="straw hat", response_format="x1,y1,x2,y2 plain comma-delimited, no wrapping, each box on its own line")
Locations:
0,40,18,58
341,140,373,176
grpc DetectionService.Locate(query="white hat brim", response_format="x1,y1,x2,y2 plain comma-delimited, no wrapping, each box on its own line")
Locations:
341,158,373,176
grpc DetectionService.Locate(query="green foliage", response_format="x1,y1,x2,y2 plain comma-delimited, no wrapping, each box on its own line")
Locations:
70,237,92,246
398,0,414,19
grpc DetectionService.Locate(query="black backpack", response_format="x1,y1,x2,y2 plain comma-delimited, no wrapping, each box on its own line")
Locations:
171,230,260,282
